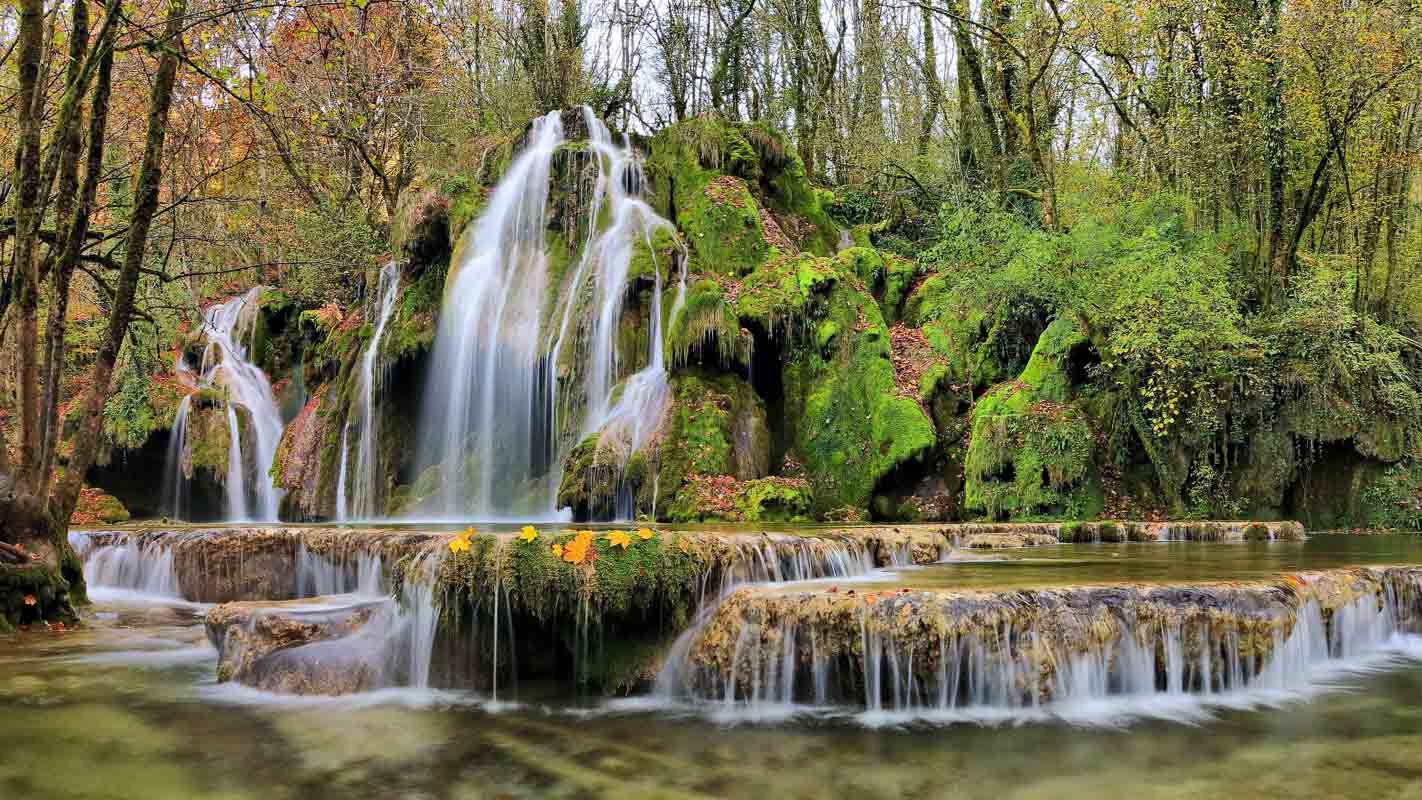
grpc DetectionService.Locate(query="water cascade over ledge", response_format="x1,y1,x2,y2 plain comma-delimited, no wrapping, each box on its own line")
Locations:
336,262,402,521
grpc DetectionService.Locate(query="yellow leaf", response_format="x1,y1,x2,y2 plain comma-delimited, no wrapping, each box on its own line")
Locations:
448,536,471,553
608,530,631,549
677,537,690,553
551,543,563,558
636,527,655,540
519,525,538,542
563,536,591,564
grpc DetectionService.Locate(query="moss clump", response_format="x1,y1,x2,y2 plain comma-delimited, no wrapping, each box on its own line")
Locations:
1059,521,1086,543
964,317,1100,519
740,251,936,517
1098,521,1123,543
1243,522,1272,541
665,278,752,368
668,475,812,522
69,487,130,525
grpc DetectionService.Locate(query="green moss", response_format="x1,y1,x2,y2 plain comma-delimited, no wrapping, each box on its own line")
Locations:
665,278,752,368
733,253,840,331
747,251,936,517
441,531,710,645
964,317,1099,519
1059,521,1085,543
736,478,813,521
647,371,771,516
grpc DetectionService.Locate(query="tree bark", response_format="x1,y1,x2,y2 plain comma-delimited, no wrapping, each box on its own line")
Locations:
10,0,46,493
39,0,118,497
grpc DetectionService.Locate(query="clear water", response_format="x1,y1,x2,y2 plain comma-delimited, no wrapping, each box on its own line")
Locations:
8,533,1422,798
4,598,1422,799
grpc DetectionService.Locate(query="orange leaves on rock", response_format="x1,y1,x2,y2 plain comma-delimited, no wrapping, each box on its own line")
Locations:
607,530,631,550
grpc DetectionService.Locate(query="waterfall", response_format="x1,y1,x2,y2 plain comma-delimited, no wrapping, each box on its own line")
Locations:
655,571,1422,725
415,112,564,519
163,288,285,521
71,532,182,602
336,262,402,521
159,392,192,519
415,107,682,520
557,109,685,520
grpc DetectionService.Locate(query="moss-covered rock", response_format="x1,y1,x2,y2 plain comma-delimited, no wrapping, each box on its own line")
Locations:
737,250,935,517
964,317,1100,519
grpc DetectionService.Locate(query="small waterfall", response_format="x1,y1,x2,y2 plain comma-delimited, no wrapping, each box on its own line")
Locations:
71,533,182,600
652,537,879,700
657,571,1422,723
550,109,685,520
294,544,386,597
165,288,284,521
336,262,402,521
159,392,192,519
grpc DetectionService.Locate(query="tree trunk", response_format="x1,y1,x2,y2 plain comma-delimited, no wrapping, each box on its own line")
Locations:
9,0,46,493
54,0,187,530
39,1,118,497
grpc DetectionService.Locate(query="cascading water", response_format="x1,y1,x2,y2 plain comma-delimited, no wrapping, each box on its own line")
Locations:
159,391,192,519
553,109,685,520
655,571,1422,725
415,112,565,519
163,288,285,521
69,532,182,602
336,262,402,521
415,107,683,520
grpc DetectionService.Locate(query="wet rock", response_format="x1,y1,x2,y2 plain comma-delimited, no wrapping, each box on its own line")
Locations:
207,598,386,694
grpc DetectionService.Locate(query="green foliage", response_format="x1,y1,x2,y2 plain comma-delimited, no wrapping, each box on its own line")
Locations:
1361,462,1422,530
102,368,159,452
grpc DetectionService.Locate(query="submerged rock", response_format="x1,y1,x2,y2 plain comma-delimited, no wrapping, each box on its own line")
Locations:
207,598,386,693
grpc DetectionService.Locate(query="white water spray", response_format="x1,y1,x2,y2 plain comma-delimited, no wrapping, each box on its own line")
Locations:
337,262,402,521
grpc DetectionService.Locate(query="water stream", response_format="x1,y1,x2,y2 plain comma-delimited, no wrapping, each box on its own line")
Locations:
163,288,286,521
414,108,682,521
336,262,402,521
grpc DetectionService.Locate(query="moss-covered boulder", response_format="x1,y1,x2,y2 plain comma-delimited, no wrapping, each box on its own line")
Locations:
734,250,936,517
964,317,1101,519
274,386,339,521
645,116,839,277
557,370,771,520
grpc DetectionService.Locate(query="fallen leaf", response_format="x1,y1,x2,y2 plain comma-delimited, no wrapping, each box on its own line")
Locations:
636,528,655,540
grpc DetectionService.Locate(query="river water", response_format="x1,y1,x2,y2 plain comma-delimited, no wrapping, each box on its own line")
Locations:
4,533,1422,799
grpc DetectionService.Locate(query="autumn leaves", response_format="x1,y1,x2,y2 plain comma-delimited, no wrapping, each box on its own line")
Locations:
449,525,663,566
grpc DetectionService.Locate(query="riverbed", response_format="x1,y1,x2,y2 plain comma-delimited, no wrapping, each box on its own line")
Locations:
4,531,1422,799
